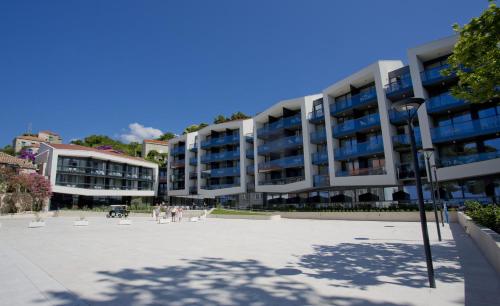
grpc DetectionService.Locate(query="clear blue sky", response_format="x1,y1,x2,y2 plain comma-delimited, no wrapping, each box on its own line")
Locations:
0,0,489,146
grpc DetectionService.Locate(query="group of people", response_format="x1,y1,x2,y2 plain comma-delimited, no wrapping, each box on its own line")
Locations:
152,204,186,223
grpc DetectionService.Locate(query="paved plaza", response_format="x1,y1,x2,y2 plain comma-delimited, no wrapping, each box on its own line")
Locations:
0,216,498,306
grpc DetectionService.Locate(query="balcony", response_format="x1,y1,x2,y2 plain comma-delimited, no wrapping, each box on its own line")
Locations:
426,92,468,114
171,146,185,156
245,134,254,143
202,181,241,190
202,166,240,178
310,129,327,144
258,155,304,172
246,164,255,175
170,160,185,168
201,134,240,149
312,150,328,165
246,148,254,159
189,186,197,194
334,140,384,161
336,166,386,177
396,163,426,180
330,87,378,116
431,115,500,143
438,151,500,168
389,109,417,125
257,114,302,139
313,174,330,187
189,144,197,152
189,171,197,179
420,64,456,87
332,113,380,138
258,135,302,155
308,109,325,124
392,129,422,149
189,157,197,166
259,176,304,186
385,74,413,101
200,150,240,164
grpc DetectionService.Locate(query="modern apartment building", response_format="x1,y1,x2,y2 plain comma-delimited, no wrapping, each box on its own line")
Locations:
35,143,159,209
168,35,500,207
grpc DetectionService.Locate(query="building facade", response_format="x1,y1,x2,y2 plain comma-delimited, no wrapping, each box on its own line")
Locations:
168,35,499,208
142,139,169,158
13,130,62,154
35,143,159,209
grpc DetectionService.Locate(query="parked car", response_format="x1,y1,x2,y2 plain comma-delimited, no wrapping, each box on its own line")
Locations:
107,205,130,218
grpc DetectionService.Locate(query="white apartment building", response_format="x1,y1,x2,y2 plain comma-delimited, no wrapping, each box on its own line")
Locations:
36,143,159,209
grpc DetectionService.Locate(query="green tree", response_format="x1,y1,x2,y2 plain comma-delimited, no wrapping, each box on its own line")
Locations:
157,132,175,141
213,115,229,124
230,111,251,120
1,145,15,156
146,150,167,166
444,0,500,104
183,123,208,134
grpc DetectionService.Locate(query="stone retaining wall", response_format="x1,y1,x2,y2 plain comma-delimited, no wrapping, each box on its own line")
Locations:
279,211,457,222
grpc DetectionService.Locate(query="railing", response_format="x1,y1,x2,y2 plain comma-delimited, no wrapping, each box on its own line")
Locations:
189,144,198,152
431,115,500,143
313,174,330,187
246,148,254,159
438,151,500,167
259,176,304,186
334,139,384,161
171,146,186,156
389,109,417,125
392,128,422,147
56,166,154,181
201,134,240,149
426,92,467,114
332,113,380,137
385,74,412,97
330,87,377,115
258,155,304,171
257,114,302,137
170,160,185,168
245,134,254,143
308,109,325,123
189,157,197,165
200,149,240,163
311,150,328,165
258,135,302,155
420,64,456,86
246,164,255,174
336,166,386,177
201,182,241,190
189,171,198,179
55,181,153,191
310,129,327,143
202,166,240,178
396,163,426,180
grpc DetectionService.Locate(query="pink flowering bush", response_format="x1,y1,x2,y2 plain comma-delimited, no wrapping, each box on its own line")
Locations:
2,172,52,212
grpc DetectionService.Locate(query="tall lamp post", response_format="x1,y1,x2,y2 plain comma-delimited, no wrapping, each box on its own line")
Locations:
421,148,442,241
432,165,445,226
392,98,436,288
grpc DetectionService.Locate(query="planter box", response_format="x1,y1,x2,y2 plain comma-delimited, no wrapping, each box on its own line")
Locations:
74,220,89,226
118,219,132,225
158,218,170,224
208,214,281,220
458,212,500,276
190,217,199,222
28,221,46,228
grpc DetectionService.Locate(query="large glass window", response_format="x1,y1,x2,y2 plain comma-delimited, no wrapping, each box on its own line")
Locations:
463,180,486,198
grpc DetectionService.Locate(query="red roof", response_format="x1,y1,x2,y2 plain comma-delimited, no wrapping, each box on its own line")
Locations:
48,144,155,164
39,130,60,136
143,139,168,145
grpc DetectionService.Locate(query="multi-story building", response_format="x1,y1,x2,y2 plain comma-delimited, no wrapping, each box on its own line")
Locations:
167,35,500,208
0,152,37,174
13,130,62,154
35,143,158,209
166,133,198,198
142,139,169,158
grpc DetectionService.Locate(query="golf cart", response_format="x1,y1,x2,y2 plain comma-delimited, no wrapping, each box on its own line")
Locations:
107,205,130,218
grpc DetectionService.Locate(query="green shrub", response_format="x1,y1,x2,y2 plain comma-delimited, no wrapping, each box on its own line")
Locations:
465,200,500,234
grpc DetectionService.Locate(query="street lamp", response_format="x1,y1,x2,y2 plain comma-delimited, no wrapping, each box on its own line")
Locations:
432,164,445,226
421,147,442,241
392,97,436,288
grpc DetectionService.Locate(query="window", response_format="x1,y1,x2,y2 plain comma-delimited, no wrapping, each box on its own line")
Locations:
484,138,500,152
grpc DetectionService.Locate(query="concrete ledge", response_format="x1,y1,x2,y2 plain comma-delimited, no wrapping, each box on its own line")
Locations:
73,220,89,226
208,214,281,220
457,212,500,276
279,211,457,222
28,221,46,228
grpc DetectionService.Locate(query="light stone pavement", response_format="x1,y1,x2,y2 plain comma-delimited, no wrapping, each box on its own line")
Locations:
0,216,498,306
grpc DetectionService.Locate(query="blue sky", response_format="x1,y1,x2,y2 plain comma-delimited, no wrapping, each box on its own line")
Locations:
0,0,489,146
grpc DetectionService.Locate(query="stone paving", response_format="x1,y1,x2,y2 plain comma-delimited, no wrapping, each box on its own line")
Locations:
0,215,498,306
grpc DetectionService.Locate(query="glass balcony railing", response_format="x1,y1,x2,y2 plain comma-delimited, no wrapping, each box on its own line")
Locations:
385,74,413,99
202,166,240,178
189,144,197,152
200,150,240,163
332,113,380,137
392,128,422,148
258,135,303,155
189,157,197,165
245,134,254,143
312,150,328,165
426,92,467,114
389,109,417,125
201,134,240,149
431,115,500,143
246,164,255,174
257,114,302,138
330,87,378,115
189,171,197,179
201,182,241,190
258,155,304,172
420,64,456,86
438,151,500,168
313,174,330,187
396,163,426,180
259,176,304,186
310,129,327,144
246,148,254,159
171,146,185,156
336,166,386,177
334,139,384,161
308,109,325,123
170,160,185,168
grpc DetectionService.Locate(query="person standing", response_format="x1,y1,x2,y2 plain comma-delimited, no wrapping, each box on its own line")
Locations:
178,206,183,222
171,206,177,222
